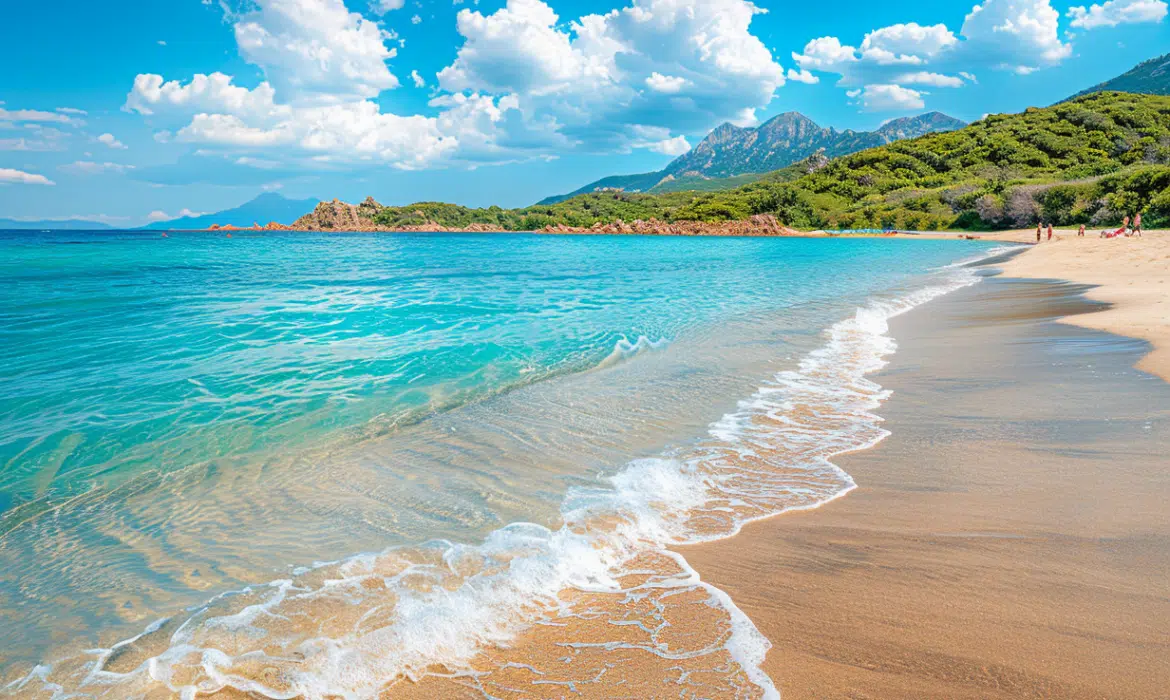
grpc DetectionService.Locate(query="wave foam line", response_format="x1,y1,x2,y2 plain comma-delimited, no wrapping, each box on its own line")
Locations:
3,249,1007,700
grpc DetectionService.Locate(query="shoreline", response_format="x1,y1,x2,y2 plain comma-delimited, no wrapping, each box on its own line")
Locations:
998,231,1170,382
684,242,1170,698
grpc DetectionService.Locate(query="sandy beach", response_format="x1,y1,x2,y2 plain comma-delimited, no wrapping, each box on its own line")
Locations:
997,232,1170,382
687,234,1170,698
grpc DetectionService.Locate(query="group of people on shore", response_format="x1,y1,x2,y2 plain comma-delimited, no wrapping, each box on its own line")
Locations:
1035,212,1144,242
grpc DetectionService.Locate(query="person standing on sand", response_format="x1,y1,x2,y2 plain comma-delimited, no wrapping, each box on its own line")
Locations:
1047,224,1053,241
1134,212,1142,237
1079,224,1086,237
1037,224,1042,243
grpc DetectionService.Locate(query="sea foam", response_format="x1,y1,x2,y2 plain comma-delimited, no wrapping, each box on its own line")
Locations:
3,247,1015,700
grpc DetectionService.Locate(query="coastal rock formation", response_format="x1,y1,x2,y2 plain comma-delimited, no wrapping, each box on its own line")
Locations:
292,199,389,232
289,199,507,233
287,199,800,236
540,215,802,237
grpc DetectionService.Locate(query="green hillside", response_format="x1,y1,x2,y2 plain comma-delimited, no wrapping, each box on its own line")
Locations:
536,111,963,205
367,92,1170,232
1070,52,1170,100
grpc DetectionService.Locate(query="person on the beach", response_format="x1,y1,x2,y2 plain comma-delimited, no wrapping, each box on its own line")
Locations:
1079,224,1085,237
1047,224,1053,241
1037,224,1042,243
1123,215,1130,234
1134,212,1142,237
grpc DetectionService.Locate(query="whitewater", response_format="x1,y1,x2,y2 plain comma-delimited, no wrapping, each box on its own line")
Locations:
2,240,1015,699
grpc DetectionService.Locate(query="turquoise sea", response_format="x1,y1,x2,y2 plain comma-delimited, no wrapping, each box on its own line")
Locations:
0,231,1007,697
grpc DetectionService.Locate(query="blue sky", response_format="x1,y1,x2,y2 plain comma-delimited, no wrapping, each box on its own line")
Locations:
1,0,1167,226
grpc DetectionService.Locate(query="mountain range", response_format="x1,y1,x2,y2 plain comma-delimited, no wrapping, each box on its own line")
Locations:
0,218,114,230
1070,51,1170,100
538,111,966,205
140,193,320,230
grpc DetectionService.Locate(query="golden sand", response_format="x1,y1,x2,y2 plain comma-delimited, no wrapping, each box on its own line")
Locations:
685,268,1170,699
995,231,1170,382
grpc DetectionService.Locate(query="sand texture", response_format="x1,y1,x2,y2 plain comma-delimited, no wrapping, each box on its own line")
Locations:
685,272,1170,699
994,232,1170,382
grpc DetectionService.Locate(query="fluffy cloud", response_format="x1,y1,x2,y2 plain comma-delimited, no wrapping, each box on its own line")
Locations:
792,2,1072,113
98,133,127,149
437,0,593,95
370,0,404,13
895,71,965,87
792,23,969,90
125,73,283,123
647,135,691,155
1068,0,1168,28
786,68,819,84
125,0,785,173
849,84,926,112
860,23,958,64
438,0,784,146
0,107,82,126
232,0,399,104
645,72,689,93
0,168,56,185
960,0,1071,73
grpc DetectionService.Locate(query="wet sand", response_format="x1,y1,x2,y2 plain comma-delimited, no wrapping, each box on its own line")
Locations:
685,268,1170,698
999,232,1170,382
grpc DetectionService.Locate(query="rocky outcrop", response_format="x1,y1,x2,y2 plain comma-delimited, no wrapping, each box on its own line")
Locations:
291,199,388,232
288,199,507,233
282,200,803,236
539,215,805,237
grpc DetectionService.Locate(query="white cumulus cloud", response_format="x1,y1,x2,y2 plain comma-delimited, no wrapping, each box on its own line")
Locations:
895,71,966,87
370,0,404,14
98,133,128,149
123,0,788,173
232,0,400,104
1068,0,1168,28
0,168,56,185
648,135,691,155
0,107,82,126
960,0,1071,74
792,23,964,87
860,23,958,64
786,68,820,84
851,84,926,112
791,2,1072,113
437,0,785,150
645,72,689,94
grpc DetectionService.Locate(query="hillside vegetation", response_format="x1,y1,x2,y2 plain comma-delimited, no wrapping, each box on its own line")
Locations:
536,111,963,205
368,92,1170,232
1069,52,1170,100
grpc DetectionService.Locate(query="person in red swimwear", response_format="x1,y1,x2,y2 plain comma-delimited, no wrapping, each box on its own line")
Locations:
1047,224,1053,241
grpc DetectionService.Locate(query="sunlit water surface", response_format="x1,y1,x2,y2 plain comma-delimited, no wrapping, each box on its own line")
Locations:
0,231,1005,696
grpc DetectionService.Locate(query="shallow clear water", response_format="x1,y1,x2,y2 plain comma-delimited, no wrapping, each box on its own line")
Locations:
0,230,1003,692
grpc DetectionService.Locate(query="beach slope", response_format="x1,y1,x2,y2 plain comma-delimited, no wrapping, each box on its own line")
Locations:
1000,232,1170,381
685,246,1170,698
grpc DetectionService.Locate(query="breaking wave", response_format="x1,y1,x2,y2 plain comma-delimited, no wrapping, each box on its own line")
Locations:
2,249,1010,700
